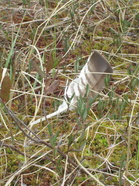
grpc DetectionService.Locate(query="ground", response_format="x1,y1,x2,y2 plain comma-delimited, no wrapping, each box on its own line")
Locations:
0,0,139,185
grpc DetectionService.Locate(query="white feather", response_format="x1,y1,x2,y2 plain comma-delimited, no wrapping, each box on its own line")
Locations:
30,51,113,127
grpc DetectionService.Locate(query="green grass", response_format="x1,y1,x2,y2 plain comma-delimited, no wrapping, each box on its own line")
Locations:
0,0,139,185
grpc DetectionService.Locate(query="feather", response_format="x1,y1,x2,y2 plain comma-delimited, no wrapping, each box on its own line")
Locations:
30,51,113,127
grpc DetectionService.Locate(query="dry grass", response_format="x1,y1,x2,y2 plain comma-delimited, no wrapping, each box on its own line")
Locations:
0,0,139,185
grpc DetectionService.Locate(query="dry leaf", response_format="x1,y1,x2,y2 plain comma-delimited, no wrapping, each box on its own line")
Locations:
46,80,60,94
0,67,2,82
32,61,46,78
46,55,54,74
0,76,12,102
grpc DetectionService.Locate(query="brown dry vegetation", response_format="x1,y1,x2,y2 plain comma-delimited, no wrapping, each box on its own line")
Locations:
0,0,139,185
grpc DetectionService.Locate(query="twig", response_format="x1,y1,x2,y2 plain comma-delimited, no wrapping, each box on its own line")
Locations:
0,140,28,157
0,140,55,163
